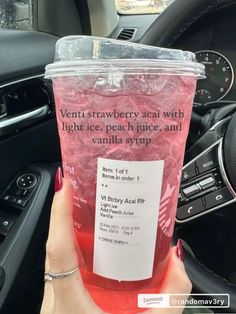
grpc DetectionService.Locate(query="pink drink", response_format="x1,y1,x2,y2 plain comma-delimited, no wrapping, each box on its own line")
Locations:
45,36,204,314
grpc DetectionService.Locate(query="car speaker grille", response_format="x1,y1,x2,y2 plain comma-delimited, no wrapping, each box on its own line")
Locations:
116,28,136,41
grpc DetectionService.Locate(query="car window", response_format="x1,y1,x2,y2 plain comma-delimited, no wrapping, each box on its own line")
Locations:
116,0,174,14
0,0,33,30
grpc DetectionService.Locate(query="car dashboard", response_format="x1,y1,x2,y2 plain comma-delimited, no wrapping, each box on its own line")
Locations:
174,3,236,104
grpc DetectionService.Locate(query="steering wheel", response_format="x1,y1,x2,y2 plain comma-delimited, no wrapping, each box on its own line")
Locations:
141,0,236,312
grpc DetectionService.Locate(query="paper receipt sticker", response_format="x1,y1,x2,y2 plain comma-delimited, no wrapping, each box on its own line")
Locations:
93,158,164,281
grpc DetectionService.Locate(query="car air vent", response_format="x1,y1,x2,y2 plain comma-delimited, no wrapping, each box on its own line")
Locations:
116,28,136,41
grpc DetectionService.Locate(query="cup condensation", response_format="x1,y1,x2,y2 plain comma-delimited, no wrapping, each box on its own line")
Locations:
45,36,205,314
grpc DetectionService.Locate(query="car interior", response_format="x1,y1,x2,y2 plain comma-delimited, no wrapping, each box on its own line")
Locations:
1,0,236,313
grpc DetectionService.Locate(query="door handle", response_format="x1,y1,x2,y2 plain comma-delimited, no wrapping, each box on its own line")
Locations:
0,105,49,137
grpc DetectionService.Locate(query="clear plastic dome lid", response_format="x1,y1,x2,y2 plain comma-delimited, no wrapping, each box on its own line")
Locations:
45,36,205,78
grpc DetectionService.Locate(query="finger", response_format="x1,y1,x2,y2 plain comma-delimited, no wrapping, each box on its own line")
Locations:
146,246,192,314
40,257,54,314
161,246,192,294
46,177,78,273
46,173,103,314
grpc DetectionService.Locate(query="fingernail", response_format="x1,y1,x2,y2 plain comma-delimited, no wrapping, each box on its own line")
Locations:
176,239,184,262
54,167,63,192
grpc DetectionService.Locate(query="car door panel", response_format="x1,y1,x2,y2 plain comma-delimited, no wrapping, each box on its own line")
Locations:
0,30,60,313
0,165,55,314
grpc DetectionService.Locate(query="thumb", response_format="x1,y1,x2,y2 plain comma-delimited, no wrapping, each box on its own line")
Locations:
46,168,102,314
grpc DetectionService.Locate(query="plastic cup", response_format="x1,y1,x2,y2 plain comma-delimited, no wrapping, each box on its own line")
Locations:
45,36,205,314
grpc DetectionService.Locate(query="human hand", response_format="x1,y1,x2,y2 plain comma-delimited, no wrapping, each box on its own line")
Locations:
41,167,192,314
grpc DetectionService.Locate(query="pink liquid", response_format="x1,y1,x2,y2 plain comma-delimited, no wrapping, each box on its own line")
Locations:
53,73,197,313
